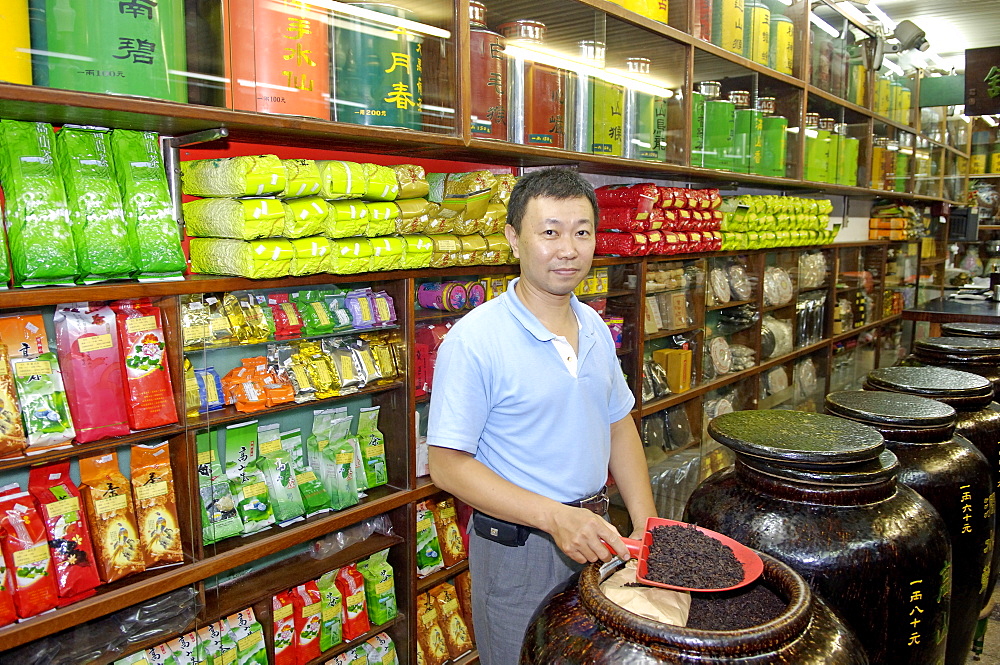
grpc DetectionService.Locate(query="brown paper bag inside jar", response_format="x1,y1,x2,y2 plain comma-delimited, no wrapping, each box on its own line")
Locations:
600,560,691,625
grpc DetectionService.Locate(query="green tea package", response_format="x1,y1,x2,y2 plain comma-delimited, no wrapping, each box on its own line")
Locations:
322,291,355,333
223,421,275,534
113,653,152,665
316,160,367,200
280,428,331,516
317,570,344,651
358,548,398,625
183,197,285,239
294,290,336,335
415,500,444,576
328,238,373,275
281,196,328,238
11,352,76,452
55,126,136,282
0,120,78,286
144,644,179,665
165,630,208,665
363,632,400,665
326,415,362,510
361,163,399,201
225,608,269,665
181,155,285,198
363,202,399,238
279,159,323,198
108,129,186,281
196,623,222,665
257,423,306,525
205,619,238,665
197,430,244,544
289,237,330,277
357,406,388,488
189,237,293,280
323,200,369,238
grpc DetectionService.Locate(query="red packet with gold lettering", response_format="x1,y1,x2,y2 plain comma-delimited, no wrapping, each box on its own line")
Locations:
110,298,178,430
28,462,101,604
0,490,59,619
53,302,130,443
130,442,183,568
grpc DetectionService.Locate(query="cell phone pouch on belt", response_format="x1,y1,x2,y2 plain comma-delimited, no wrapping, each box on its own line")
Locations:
473,511,531,547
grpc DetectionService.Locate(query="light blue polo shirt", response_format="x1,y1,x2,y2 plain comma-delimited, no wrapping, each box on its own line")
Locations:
426,278,634,503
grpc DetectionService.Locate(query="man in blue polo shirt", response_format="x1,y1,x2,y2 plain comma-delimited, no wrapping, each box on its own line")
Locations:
427,168,657,665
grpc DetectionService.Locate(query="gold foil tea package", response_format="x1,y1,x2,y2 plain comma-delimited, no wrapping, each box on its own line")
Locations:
180,294,210,350
361,334,399,382
203,295,235,347
424,208,460,235
350,339,382,387
287,353,318,403
443,171,497,221
390,164,430,199
491,174,517,207
0,345,26,457
79,452,145,583
130,442,183,568
323,340,361,394
303,347,340,399
235,292,271,343
481,202,508,235
222,292,255,344
184,358,201,418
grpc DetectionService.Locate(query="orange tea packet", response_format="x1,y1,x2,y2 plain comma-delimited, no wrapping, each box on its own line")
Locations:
431,497,467,567
429,582,473,659
79,452,145,582
131,442,183,568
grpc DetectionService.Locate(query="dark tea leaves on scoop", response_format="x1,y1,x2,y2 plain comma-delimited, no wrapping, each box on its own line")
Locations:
644,524,743,589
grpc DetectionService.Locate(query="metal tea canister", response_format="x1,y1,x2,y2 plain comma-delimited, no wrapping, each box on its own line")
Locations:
742,0,770,66
835,125,860,187
469,1,506,140
332,3,423,130
499,20,566,148
417,282,468,312
694,81,735,171
566,40,624,156
730,89,760,175
0,0,31,85
622,57,667,161
712,0,745,55
39,0,187,101
229,0,330,119
758,96,787,178
768,12,794,75
804,112,829,183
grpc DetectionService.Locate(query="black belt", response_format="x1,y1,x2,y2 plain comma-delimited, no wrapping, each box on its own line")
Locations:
563,486,609,516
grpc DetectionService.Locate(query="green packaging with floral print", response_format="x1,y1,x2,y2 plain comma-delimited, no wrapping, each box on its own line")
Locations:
224,420,275,534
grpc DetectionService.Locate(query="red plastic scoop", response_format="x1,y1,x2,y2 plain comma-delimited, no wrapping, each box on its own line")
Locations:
607,517,764,592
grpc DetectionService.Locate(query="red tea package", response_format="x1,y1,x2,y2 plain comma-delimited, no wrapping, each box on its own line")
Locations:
273,590,297,665
0,490,59,618
292,580,323,665
335,563,370,641
78,452,145,582
27,462,101,603
0,552,16,627
110,298,178,430
53,302,131,443
130,442,183,568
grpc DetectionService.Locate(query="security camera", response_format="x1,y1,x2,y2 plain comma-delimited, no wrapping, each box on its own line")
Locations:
888,20,928,53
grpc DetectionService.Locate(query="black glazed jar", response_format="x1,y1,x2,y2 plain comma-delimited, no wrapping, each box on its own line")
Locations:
826,390,994,665
685,410,950,665
942,321,1000,338
864,365,1000,607
908,336,1000,395
521,552,868,664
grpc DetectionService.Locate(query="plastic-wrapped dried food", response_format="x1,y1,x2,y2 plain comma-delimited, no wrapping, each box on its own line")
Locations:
490,174,517,206
203,295,236,347
183,197,284,240
189,237,294,279
281,196,328,238
364,201,399,237
361,163,399,201
429,234,461,268
289,236,330,276
390,164,429,199
370,236,405,272
727,263,752,300
180,154,285,198
763,266,793,306
328,238,373,274
316,160,367,200
279,159,322,198
480,202,508,235
324,200,369,238
401,235,434,269
180,294,210,350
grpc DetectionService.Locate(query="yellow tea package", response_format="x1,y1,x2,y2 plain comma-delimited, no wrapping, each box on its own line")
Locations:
79,452,145,582
131,442,183,567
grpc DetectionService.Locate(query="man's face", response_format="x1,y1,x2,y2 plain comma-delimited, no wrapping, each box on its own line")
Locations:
505,195,596,298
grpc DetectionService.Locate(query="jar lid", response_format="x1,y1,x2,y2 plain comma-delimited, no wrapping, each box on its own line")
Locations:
942,322,1000,338
915,336,1000,357
625,57,651,75
469,0,487,27
578,40,607,63
497,20,546,42
709,410,884,465
729,90,751,108
825,390,956,429
818,117,836,131
865,366,994,407
805,112,820,127
740,449,899,486
756,96,776,114
698,81,722,98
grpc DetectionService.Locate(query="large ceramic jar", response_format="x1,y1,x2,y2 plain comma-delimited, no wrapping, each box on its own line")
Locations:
908,336,1000,395
942,321,1000,339
521,552,868,664
685,410,951,665
826,391,993,665
864,365,1000,607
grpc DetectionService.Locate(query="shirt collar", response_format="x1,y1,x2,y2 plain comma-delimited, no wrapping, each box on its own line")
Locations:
503,277,595,343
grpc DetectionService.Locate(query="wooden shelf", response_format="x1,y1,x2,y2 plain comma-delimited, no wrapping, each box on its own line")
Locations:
306,614,407,664
645,324,701,341
417,559,471,592
184,325,400,354
706,298,754,311
0,423,184,472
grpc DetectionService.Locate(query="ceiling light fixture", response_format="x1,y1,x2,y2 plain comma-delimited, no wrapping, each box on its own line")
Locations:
809,13,841,38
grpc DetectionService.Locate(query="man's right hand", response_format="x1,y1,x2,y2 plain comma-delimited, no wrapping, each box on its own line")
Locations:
547,504,631,565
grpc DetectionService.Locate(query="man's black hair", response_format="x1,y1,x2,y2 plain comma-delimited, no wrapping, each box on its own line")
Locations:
506,168,599,234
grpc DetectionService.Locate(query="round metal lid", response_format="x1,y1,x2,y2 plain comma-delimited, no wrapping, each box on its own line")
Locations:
915,336,1000,357
942,322,1000,339
826,390,956,428
740,449,899,486
709,410,884,465
866,366,993,401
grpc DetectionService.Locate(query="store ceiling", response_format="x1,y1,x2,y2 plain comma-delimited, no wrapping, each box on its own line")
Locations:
872,0,998,73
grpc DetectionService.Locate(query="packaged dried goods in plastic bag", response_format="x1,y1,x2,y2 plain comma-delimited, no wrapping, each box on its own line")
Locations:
368,237,404,272
363,632,400,665
0,544,16,627
328,238,372,274
272,590,296,665
197,430,244,545
361,163,400,201
364,201,399,237
55,126,135,282
415,500,444,576
79,452,145,583
316,160,367,200
279,159,322,198
0,345,26,458
28,462,102,603
189,237,294,279
108,129,186,280
0,120,78,286
358,548,397,624
417,592,449,665
0,490,60,618
317,570,343,651
111,298,178,430
335,563,370,642
281,196,328,238
357,405,387,488
293,580,323,663
225,608,268,665
183,197,285,239
391,164,429,199
224,420,275,534
54,302,130,443
131,442,183,568
430,582,474,659
289,236,330,276
181,154,285,198
431,497,467,567
11,351,76,452
400,234,433,269
323,200,369,238
257,425,306,525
